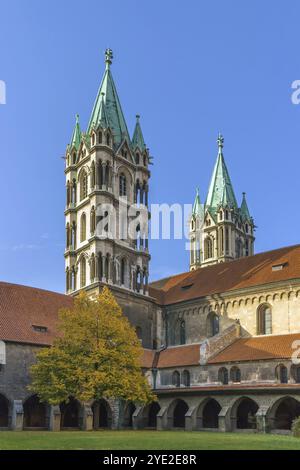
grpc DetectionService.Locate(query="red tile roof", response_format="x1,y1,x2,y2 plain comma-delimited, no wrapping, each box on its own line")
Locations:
0,282,157,368
149,245,300,306
156,344,200,368
209,333,300,364
0,282,73,346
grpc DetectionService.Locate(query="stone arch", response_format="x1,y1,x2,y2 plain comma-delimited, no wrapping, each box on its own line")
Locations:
231,396,259,430
0,393,9,428
267,396,300,431
141,402,161,428
123,402,136,428
23,395,47,429
60,397,80,429
197,398,222,429
92,399,112,429
167,399,189,428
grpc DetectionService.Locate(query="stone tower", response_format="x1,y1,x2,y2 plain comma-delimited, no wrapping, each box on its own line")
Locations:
189,134,255,270
64,49,151,298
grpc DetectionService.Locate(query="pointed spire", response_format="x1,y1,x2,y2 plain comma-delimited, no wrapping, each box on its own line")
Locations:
132,114,146,150
206,134,238,213
240,192,251,220
192,188,202,216
70,114,81,150
98,92,109,128
87,49,130,145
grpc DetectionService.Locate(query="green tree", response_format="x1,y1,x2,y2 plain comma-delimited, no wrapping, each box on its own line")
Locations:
30,287,154,405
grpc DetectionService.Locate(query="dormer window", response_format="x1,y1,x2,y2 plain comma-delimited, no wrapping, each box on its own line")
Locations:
135,153,140,165
225,210,229,219
220,211,223,221
98,131,103,144
72,152,76,165
106,133,110,146
32,325,48,333
272,262,288,272
245,224,249,233
143,155,147,166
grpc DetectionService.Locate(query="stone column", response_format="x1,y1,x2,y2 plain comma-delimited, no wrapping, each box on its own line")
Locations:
185,406,197,431
11,400,23,431
132,406,144,430
256,405,269,433
81,403,93,431
101,162,106,190
156,406,168,430
48,405,61,432
95,254,99,281
218,405,231,432
102,256,106,282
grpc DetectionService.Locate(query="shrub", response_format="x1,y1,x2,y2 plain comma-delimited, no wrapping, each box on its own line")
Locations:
292,417,300,437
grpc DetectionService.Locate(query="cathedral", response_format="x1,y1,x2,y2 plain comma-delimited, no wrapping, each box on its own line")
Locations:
1,50,300,433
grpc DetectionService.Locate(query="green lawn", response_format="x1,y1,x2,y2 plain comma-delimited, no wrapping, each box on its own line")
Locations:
0,430,299,450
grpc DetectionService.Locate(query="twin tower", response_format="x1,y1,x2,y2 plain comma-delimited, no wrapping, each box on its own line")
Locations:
64,50,255,297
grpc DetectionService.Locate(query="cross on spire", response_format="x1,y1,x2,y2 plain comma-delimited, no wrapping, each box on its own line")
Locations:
105,48,113,68
217,133,224,151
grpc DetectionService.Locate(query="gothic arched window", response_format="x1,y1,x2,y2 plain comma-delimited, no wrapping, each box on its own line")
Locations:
204,237,213,259
119,173,127,196
90,255,95,282
98,131,102,144
80,213,86,242
230,366,241,383
218,367,228,385
121,258,126,285
276,364,288,384
207,312,219,337
135,153,140,165
180,320,186,345
182,370,190,387
106,133,110,146
172,371,180,388
80,258,86,288
135,326,142,342
79,169,88,201
257,304,272,335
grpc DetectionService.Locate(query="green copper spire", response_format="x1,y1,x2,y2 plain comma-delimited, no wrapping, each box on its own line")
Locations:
132,114,146,150
192,188,202,216
240,192,251,220
70,114,81,150
205,134,238,213
87,49,130,145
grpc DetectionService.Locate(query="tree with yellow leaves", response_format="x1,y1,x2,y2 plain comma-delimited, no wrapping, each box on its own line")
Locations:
30,287,154,406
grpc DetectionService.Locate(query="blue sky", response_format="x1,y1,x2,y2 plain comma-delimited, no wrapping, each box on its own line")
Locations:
1,0,300,292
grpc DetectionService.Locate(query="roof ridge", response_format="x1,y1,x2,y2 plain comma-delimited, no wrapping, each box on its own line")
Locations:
0,281,69,299
151,243,300,288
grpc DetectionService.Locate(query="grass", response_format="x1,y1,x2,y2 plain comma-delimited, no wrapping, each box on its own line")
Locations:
0,430,300,450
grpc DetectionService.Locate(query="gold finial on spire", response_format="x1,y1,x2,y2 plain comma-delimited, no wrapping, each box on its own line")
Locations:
105,48,113,68
217,133,224,151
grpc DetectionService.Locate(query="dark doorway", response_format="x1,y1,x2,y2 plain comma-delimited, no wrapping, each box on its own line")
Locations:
203,399,221,428
124,403,136,428
274,398,300,430
92,399,111,428
147,402,161,428
236,398,258,429
173,400,188,428
60,398,80,428
0,394,9,427
23,395,46,428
